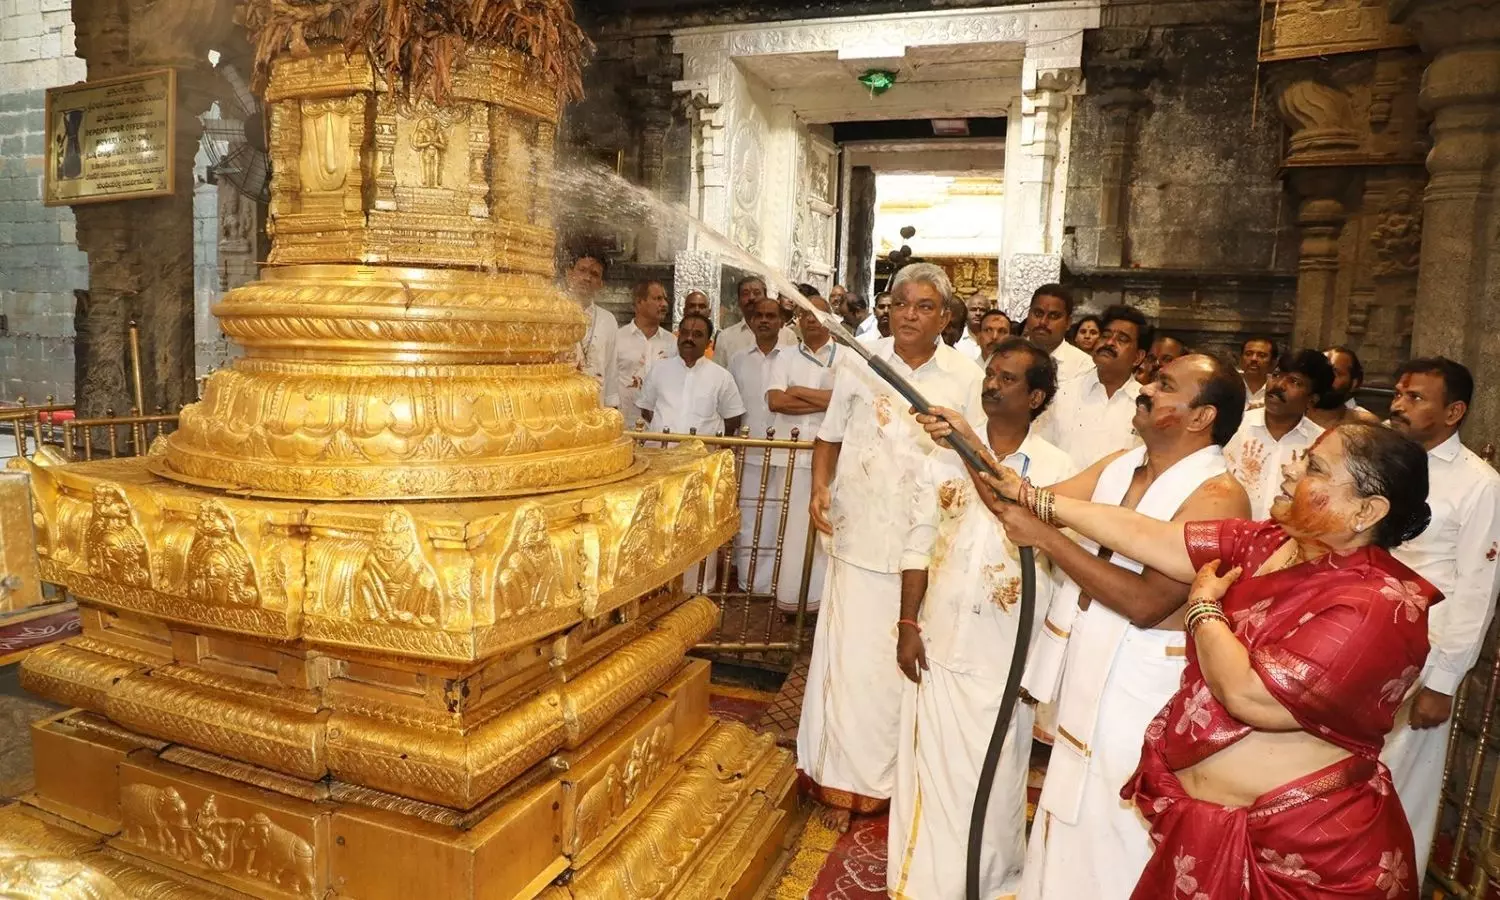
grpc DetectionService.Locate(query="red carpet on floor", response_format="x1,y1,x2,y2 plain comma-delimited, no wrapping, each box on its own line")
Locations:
806,815,889,899
0,607,79,654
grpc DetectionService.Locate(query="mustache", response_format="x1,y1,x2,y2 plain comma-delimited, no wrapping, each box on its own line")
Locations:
982,389,1004,405
1389,412,1409,425
1095,346,1117,358
1266,388,1287,403
1136,394,1153,413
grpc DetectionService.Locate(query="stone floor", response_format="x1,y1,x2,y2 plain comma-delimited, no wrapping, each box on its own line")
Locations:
0,662,64,799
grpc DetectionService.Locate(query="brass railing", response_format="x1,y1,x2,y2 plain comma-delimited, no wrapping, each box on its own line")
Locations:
60,412,179,462
0,398,73,458
628,428,820,668
1430,610,1500,898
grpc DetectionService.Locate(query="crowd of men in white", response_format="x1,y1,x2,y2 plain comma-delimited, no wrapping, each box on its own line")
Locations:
563,250,1499,900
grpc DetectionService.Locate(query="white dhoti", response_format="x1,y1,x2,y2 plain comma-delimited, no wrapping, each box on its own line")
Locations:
796,558,902,810
1382,667,1451,881
889,659,1031,900
735,462,826,612
1022,626,1186,900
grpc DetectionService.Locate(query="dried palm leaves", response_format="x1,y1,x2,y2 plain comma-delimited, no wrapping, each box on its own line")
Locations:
241,0,591,105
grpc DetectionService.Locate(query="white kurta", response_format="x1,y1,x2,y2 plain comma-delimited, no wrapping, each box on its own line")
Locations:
635,356,744,437
1043,368,1143,471
570,303,620,408
797,338,986,808
729,344,788,596
1243,376,1267,411
744,341,839,613
615,321,676,430
889,432,1075,900
1223,408,1325,519
1385,433,1500,878
714,319,796,366
855,315,878,338
954,331,984,362
1052,340,1094,386
1021,444,1228,900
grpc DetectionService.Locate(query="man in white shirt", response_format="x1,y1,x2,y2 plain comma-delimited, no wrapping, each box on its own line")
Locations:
1023,284,1094,386
564,251,620,409
636,313,744,436
759,294,840,613
1223,348,1332,519
730,296,792,594
800,263,985,833
890,337,1077,900
715,275,797,363
616,280,677,429
829,283,849,320
991,353,1251,900
1135,334,1186,386
1238,336,1276,410
1308,345,1382,430
857,291,892,342
1044,304,1149,470
1385,357,1500,882
953,293,992,362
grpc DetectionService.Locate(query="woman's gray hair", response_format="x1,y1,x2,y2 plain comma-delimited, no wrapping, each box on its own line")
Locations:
889,263,954,306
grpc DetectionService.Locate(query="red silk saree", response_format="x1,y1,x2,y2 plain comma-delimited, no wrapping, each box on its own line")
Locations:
1125,519,1439,900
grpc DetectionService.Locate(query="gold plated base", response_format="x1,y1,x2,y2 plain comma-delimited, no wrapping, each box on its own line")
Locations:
0,694,795,899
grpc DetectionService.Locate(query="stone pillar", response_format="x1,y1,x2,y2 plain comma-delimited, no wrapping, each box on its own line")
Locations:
68,0,231,416
1002,56,1081,319
1388,0,1500,443
1286,170,1355,349
845,165,877,301
1092,60,1156,268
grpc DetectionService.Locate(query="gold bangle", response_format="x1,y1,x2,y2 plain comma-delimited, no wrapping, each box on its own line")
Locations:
1187,607,1229,636
1183,600,1224,634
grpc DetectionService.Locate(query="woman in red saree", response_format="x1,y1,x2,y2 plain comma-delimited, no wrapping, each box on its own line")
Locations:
927,416,1437,899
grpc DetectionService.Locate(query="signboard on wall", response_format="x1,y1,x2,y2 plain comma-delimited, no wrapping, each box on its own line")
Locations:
43,69,177,206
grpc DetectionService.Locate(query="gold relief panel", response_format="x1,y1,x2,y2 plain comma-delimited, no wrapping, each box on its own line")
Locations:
111,757,330,899
27,462,303,640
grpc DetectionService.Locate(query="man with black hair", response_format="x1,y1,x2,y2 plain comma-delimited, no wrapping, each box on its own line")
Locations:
1224,349,1331,519
1043,304,1151,470
1024,284,1094,385
565,251,619,408
942,296,968,348
844,293,871,335
1136,334,1187,386
889,337,1075,900
859,291,894,343
617,280,676,429
1308,345,1381,430
715,275,797,363
978,310,1012,362
954,293,993,362
1385,356,1500,882
1238,336,1278,410
916,354,1249,900
637,312,743,436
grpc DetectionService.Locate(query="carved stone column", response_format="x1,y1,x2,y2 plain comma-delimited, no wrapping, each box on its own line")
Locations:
1388,0,1500,444
1286,170,1356,349
1003,56,1081,317
1092,59,1156,268
1260,0,1429,384
69,0,231,416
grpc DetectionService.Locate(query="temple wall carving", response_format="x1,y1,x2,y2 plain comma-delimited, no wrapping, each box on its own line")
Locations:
1259,0,1429,386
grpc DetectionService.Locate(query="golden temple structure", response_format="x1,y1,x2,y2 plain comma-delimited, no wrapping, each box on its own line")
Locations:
0,2,796,896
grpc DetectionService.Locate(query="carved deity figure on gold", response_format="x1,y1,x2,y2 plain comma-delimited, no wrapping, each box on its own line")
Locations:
185,501,259,607
192,796,245,872
84,484,151,588
240,814,315,895
411,115,448,188
354,509,443,626
495,507,557,617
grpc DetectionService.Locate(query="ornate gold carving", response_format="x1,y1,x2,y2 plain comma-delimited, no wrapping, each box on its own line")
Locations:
120,784,316,895
354,509,444,626
1275,78,1361,155
299,96,357,193
575,722,675,853
84,484,150,589
185,501,258,608
494,505,562,619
